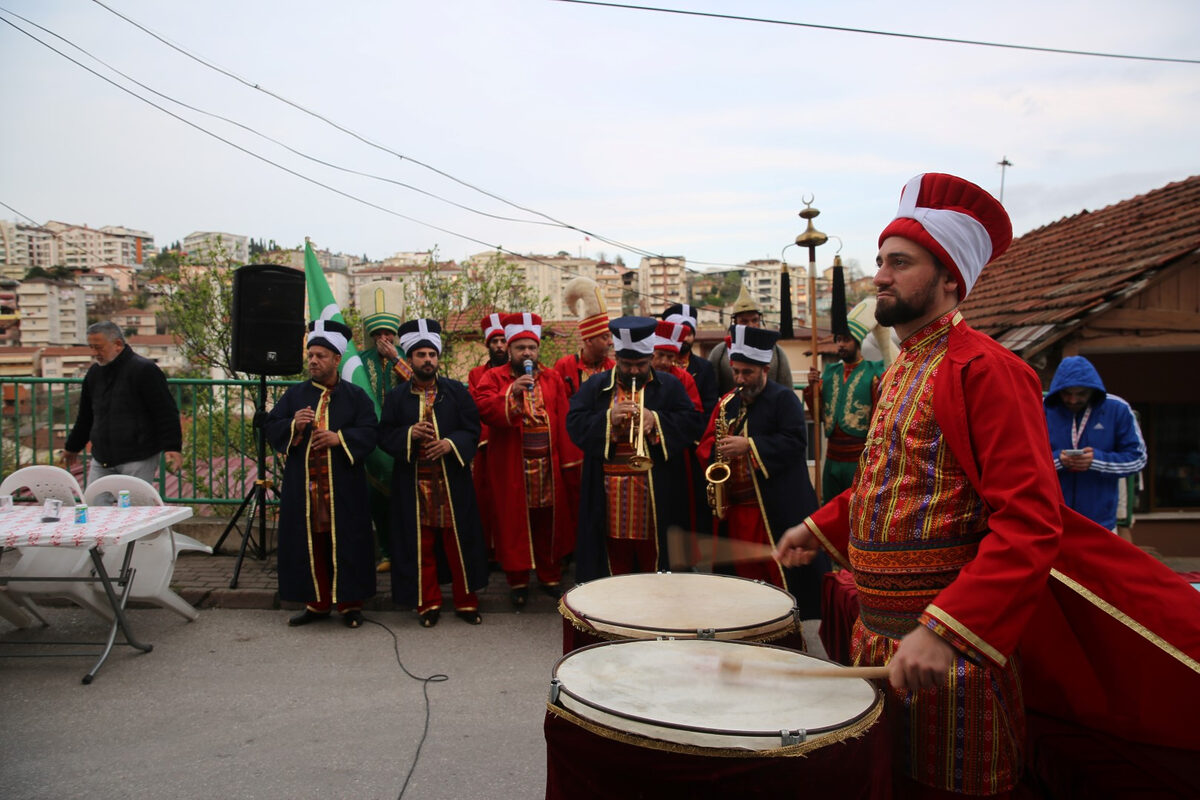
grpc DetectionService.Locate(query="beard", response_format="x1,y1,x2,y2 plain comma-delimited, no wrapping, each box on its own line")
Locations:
414,363,438,382
488,348,508,367
875,272,941,328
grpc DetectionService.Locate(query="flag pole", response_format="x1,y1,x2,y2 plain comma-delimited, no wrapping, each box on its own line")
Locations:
795,197,827,501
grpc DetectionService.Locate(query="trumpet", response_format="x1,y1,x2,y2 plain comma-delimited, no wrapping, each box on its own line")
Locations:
627,377,653,472
705,387,741,519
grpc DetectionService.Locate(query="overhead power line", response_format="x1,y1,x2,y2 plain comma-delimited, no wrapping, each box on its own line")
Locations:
0,12,731,311
85,0,743,270
553,0,1200,65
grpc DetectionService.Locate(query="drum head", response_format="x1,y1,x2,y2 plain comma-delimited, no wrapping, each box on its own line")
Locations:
552,639,880,751
562,572,796,640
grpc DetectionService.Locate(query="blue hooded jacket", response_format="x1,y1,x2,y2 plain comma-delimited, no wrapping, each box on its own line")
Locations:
1044,356,1146,529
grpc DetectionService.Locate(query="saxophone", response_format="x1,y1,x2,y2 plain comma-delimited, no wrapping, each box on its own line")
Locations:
705,388,741,520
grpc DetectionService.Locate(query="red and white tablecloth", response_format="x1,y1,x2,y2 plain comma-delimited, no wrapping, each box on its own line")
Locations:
2,505,193,549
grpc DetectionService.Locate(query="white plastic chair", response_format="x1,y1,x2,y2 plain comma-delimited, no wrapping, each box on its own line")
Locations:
79,475,203,621
0,466,103,623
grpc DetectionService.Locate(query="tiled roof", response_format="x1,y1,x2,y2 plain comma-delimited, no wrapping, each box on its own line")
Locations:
961,176,1200,351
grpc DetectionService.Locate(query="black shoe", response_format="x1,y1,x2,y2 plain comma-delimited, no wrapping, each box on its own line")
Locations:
288,609,330,627
419,608,440,628
539,583,563,600
509,587,528,608
342,609,364,628
455,609,482,625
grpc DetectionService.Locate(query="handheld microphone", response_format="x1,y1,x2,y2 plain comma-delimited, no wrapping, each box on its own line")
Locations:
523,359,534,376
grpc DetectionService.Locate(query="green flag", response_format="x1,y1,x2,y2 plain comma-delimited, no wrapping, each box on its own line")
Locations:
303,239,380,416
303,240,392,482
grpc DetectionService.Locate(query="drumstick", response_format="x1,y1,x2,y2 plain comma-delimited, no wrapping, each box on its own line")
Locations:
718,655,890,681
667,526,778,569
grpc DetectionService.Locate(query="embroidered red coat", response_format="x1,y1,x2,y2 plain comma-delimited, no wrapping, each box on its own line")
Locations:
471,363,576,569
808,316,1200,751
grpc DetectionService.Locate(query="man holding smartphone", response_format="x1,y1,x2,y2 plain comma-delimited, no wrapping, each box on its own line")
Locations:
1045,355,1146,531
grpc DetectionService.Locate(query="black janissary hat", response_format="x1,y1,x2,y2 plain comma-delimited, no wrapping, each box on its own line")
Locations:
609,316,658,359
398,318,443,355
728,324,779,366
307,319,353,355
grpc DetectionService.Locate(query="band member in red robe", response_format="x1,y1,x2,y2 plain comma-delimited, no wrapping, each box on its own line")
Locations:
651,320,706,540
776,173,1200,797
266,319,378,630
554,277,614,547
472,312,574,607
468,313,507,560
381,319,488,628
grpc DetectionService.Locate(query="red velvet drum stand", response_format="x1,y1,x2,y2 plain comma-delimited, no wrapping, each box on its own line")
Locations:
544,639,892,800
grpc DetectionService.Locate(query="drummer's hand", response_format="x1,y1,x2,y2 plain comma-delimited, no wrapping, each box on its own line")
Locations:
889,625,954,692
773,522,820,566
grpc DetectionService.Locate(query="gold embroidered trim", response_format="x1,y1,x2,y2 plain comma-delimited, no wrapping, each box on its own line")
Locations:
925,604,1006,667
557,603,803,645
807,516,850,570
748,437,768,480
1049,568,1200,674
545,693,883,758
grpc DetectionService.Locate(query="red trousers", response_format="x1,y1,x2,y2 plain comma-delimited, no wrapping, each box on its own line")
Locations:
419,526,479,613
505,507,563,588
306,524,362,614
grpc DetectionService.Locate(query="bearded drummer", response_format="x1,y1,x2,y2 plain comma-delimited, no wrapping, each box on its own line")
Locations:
776,172,1200,797
696,324,824,619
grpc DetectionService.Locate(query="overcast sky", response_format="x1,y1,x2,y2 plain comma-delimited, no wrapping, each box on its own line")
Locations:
2,0,1197,276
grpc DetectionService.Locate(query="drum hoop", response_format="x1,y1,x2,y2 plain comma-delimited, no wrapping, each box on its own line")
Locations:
546,695,884,759
560,573,799,641
551,641,882,750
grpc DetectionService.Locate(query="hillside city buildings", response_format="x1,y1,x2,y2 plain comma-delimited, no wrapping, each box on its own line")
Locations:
0,217,847,378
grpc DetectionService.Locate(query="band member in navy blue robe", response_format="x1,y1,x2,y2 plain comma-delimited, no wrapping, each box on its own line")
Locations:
379,319,488,627
697,324,826,619
567,316,704,583
266,319,378,628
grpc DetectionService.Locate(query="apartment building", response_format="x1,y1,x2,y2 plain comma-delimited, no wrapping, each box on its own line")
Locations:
349,261,462,314
183,231,250,265
15,278,87,347
636,256,687,316
0,346,39,376
39,346,93,378
76,271,116,307
110,308,158,337
129,334,185,374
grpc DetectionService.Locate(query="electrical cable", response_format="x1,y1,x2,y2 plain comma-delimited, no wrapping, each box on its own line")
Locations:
84,0,700,265
361,615,448,800
553,0,1200,65
1,9,805,319
0,12,735,313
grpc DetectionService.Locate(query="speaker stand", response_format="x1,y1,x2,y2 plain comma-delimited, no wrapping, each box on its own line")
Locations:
213,374,277,589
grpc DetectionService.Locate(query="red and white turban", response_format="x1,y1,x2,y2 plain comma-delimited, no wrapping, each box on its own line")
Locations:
480,313,505,343
501,312,542,344
878,173,1012,300
653,320,687,353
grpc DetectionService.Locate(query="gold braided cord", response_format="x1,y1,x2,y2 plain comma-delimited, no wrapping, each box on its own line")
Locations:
545,695,883,758
1049,568,1200,675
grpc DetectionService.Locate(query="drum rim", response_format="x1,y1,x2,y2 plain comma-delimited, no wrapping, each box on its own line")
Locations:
562,572,799,637
551,640,881,741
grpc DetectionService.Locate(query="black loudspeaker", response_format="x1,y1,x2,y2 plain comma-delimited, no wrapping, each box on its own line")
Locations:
231,264,305,375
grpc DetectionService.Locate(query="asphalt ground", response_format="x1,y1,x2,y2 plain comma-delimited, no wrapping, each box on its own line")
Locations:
0,555,827,800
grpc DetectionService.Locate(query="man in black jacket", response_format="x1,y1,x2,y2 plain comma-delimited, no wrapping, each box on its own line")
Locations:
63,321,182,487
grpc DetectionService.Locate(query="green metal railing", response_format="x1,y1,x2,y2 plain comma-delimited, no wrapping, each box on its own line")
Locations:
0,376,299,507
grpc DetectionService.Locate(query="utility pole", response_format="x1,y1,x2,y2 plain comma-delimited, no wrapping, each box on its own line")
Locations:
998,156,1013,204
